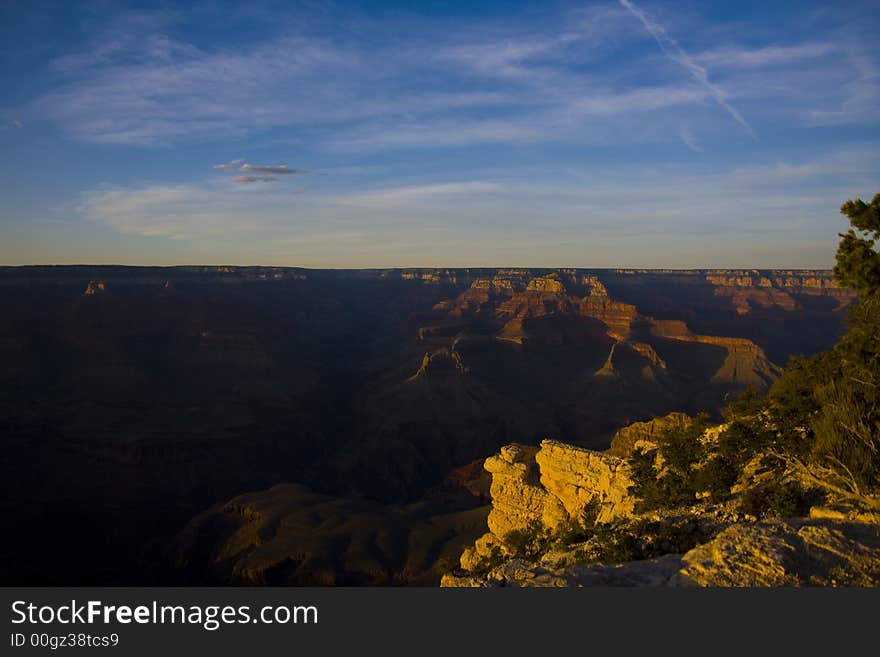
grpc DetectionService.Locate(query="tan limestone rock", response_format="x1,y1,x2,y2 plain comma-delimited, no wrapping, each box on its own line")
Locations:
607,412,690,458
535,440,635,523
679,519,880,586
484,444,568,537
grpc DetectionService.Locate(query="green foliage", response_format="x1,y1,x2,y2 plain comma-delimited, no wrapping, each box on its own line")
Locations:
834,193,880,298
503,519,552,560
722,387,764,421
628,414,711,512
764,352,838,453
467,545,506,576
584,518,704,564
809,195,880,493
554,498,602,545
591,523,641,563
738,482,823,519
811,372,880,490
708,194,880,499
693,455,739,503
717,419,773,463
660,412,710,474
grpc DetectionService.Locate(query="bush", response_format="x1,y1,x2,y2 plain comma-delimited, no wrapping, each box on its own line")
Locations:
503,519,551,560
658,413,710,474
555,498,601,546
467,545,506,575
591,522,641,563
693,455,739,503
587,518,704,564
628,415,710,512
738,482,823,519
722,387,765,422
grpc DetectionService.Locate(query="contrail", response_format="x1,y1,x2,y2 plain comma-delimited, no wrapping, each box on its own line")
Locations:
618,0,757,140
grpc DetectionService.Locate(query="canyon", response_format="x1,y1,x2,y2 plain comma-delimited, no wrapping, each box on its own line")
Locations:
0,266,855,584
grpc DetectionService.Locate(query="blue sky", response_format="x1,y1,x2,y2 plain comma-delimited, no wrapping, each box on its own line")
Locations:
1,0,877,268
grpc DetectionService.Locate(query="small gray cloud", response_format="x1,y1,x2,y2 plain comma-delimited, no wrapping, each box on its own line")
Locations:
12,120,24,129
213,159,243,169
240,163,309,175
232,175,276,184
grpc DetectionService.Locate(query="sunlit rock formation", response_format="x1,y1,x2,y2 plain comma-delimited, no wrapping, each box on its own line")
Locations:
444,425,880,587
83,280,106,296
607,412,690,458
458,440,635,572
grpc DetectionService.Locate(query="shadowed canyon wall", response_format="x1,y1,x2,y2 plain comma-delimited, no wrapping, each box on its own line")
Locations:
0,266,854,583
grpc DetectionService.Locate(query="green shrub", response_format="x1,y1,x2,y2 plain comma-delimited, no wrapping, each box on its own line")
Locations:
738,482,823,519
693,455,739,502
591,522,641,563
722,387,765,421
587,518,704,564
503,519,551,560
627,415,711,512
555,498,601,546
468,545,505,575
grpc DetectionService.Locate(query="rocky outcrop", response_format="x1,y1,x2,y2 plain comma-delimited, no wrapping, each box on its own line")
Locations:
482,444,569,539
458,440,635,572
441,519,880,587
576,296,639,336
678,517,880,586
582,275,609,297
443,513,880,587
594,344,618,378
442,555,685,587
703,269,856,313
649,319,782,388
400,269,473,286
408,345,469,380
525,273,566,294
536,440,635,522
497,283,573,320
444,416,880,587
83,280,106,296
607,412,691,458
719,288,798,315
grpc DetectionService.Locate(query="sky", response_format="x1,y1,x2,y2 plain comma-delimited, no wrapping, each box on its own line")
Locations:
0,0,878,268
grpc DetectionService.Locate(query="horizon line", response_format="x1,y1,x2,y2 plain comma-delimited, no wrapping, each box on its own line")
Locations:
0,263,838,272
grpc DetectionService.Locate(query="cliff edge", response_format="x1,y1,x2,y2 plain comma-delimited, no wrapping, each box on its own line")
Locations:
443,419,880,587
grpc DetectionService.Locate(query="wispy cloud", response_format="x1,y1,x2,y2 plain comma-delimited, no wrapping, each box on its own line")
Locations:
440,33,582,81
74,143,877,267
74,179,508,264
13,7,708,149
618,0,757,139
332,120,546,150
213,159,243,170
332,84,708,150
232,175,276,184
695,42,836,70
22,2,873,154
678,126,702,152
565,85,706,116
807,52,880,126
341,182,502,209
